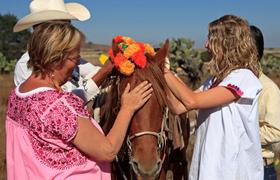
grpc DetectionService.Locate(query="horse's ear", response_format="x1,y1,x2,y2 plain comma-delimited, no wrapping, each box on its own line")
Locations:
154,39,169,70
112,39,119,56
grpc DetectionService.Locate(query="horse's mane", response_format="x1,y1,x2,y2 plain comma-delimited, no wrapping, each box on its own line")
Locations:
99,57,168,134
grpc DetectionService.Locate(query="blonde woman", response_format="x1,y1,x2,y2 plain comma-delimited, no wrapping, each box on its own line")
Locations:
165,15,263,179
6,22,152,179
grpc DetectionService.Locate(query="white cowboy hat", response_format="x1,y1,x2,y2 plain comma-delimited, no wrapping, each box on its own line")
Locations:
13,0,91,32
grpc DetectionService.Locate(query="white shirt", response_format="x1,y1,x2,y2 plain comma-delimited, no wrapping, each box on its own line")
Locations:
189,69,263,180
14,52,100,102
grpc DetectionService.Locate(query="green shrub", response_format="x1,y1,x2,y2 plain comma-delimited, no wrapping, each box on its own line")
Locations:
164,38,206,88
261,54,280,76
0,52,16,73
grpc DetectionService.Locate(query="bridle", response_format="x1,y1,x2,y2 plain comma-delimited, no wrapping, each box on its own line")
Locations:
124,108,169,178
114,75,170,178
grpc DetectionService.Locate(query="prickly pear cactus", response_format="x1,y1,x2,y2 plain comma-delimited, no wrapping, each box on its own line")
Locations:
164,38,208,88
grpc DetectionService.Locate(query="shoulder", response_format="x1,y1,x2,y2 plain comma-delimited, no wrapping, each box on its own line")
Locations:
227,69,258,80
28,90,85,112
219,69,262,98
59,92,89,117
259,73,279,89
61,91,84,105
14,52,31,81
17,52,29,63
35,91,89,126
223,69,260,86
259,73,280,96
14,52,30,72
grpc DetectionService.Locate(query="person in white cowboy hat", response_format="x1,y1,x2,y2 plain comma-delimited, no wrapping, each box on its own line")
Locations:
13,0,114,103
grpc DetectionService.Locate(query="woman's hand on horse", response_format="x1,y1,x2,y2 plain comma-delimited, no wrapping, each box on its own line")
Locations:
121,81,153,113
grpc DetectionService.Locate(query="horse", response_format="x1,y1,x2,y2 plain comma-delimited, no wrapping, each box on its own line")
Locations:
95,38,190,180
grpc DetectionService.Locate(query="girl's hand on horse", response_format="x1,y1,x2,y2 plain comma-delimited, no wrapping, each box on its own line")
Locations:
121,81,153,113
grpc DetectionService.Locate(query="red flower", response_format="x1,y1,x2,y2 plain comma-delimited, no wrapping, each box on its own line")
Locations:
114,36,123,43
136,42,145,52
132,51,147,68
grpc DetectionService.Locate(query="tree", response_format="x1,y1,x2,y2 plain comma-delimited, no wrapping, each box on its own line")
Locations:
0,14,31,61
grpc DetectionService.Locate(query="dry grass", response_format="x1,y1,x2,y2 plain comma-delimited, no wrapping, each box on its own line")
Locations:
0,74,14,180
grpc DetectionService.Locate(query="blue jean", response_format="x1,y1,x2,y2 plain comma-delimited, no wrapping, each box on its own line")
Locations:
264,164,277,180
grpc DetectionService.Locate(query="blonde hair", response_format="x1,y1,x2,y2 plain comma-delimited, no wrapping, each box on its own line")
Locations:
208,15,260,83
27,21,85,77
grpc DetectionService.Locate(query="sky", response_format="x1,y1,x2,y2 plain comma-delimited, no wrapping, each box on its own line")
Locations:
1,0,280,48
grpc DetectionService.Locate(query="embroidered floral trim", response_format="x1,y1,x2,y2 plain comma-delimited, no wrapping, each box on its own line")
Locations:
29,133,87,170
227,83,244,96
7,90,90,170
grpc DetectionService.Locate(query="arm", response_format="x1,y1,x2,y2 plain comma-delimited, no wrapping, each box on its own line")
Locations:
165,70,190,114
74,60,114,101
91,60,114,87
72,81,153,162
166,82,188,115
164,69,237,111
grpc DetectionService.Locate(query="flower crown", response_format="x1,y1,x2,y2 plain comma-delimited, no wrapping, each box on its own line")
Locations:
108,35,155,76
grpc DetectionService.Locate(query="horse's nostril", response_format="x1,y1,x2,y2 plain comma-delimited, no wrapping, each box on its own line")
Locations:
131,160,138,168
131,160,140,175
157,160,161,167
155,160,163,173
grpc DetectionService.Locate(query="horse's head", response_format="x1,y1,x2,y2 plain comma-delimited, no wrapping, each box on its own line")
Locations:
101,36,169,178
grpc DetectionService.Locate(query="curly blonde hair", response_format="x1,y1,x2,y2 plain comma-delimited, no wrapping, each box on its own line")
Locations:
207,15,260,83
27,21,85,77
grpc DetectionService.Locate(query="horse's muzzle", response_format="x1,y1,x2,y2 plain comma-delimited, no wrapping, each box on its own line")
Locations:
130,158,163,178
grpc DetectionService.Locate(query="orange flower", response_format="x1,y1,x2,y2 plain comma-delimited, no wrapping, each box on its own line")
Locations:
145,43,155,56
114,52,127,68
119,60,135,76
123,43,140,58
122,36,135,45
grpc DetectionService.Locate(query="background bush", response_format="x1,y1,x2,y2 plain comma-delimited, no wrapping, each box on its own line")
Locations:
0,14,30,74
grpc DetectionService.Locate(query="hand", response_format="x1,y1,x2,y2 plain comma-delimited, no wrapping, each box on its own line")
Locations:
121,81,153,113
164,67,171,74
